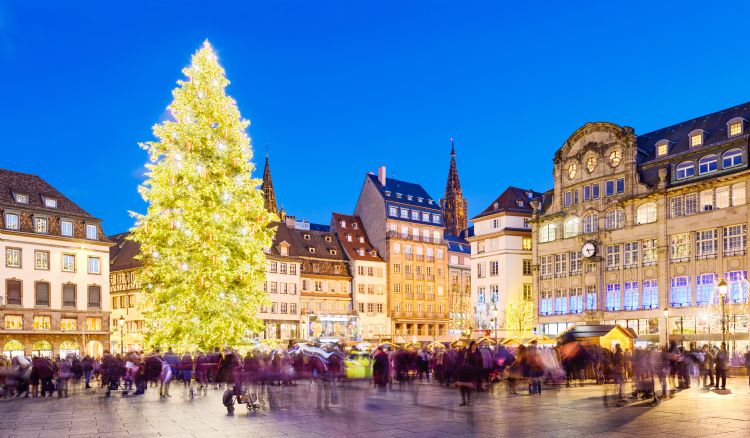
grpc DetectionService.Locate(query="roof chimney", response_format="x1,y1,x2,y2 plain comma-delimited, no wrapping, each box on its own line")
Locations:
377,166,386,186
285,215,296,229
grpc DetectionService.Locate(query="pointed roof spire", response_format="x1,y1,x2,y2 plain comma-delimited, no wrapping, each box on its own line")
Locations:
442,138,467,236
261,152,279,215
450,137,455,157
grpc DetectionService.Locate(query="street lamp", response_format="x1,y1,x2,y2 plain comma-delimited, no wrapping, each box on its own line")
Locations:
717,278,728,345
491,305,499,349
664,307,669,350
118,315,125,355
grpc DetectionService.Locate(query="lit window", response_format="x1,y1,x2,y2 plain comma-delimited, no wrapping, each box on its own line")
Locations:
4,315,23,330
33,316,51,330
86,316,102,330
422,212,430,222
400,208,408,218
34,217,48,234
522,237,532,250
85,224,97,240
62,254,76,272
411,210,419,220
722,149,743,168
729,120,743,136
539,224,557,243
675,161,695,179
432,214,440,224
14,193,28,204
698,155,718,174
636,203,657,224
61,318,77,331
656,141,669,157
60,220,73,237
4,212,19,230
88,256,101,274
43,197,57,208
690,131,703,147
563,217,579,238
34,251,49,270
605,209,624,230
5,248,21,268
389,206,398,216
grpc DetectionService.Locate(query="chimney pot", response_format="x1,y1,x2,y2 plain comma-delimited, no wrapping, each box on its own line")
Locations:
378,166,387,186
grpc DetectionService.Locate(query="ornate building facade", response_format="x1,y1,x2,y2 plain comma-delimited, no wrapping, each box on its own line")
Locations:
0,169,111,359
259,221,301,342
532,102,750,352
355,166,451,342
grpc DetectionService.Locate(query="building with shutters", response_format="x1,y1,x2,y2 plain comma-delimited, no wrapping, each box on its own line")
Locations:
532,102,750,352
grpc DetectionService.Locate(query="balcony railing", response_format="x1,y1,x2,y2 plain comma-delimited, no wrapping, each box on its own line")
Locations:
426,256,434,262
415,255,424,261
405,254,413,260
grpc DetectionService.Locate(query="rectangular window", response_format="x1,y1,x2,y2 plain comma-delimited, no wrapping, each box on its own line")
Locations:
670,277,691,307
732,183,746,206
616,178,624,194
432,214,440,224
605,180,615,197
62,254,76,272
539,290,553,315
683,193,698,215
389,206,397,216
88,256,101,274
716,186,730,209
592,183,600,199
564,191,572,207
695,229,717,258
523,283,533,301
726,270,749,304
669,196,683,218
34,251,49,270
569,288,583,313
623,282,638,310
642,280,658,309
87,285,101,309
606,245,621,269
61,318,77,331
61,220,73,237
289,264,297,275
695,273,716,305
700,190,714,212
5,247,21,268
522,237,532,251
400,208,408,219
279,263,287,274
411,210,419,221
723,224,747,255
583,185,591,201
624,242,638,267
606,283,621,311
573,189,579,205
670,233,691,261
477,263,486,278
554,253,567,276
4,315,23,330
490,261,499,276
585,286,597,310
642,239,657,265
554,290,567,315
33,316,51,330
539,255,552,278
5,212,19,230
569,251,582,274
34,217,48,234
6,280,22,306
35,282,50,307
86,317,101,331
85,224,98,240
523,259,533,276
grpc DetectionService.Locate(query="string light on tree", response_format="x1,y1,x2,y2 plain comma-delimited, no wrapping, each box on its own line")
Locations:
130,40,275,351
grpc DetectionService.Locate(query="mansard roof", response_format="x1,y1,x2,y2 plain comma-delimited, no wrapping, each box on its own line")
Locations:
473,186,544,221
444,233,470,254
366,173,440,210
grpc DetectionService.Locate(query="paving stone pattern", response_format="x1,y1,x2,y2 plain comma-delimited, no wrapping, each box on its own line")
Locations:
1,379,750,438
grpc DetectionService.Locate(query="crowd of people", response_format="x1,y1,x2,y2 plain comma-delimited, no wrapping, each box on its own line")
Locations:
2,340,749,408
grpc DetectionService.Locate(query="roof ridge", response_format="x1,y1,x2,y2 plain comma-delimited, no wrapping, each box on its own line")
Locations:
638,100,750,138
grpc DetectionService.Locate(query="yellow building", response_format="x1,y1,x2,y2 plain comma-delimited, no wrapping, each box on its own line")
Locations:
108,233,145,353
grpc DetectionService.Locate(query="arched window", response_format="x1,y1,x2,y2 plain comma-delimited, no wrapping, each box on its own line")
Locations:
722,148,743,168
698,155,718,175
675,161,695,180
605,209,625,230
636,203,657,224
539,224,557,243
583,213,598,234
564,217,580,238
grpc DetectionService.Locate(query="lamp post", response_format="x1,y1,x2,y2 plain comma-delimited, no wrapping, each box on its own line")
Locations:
664,307,669,350
491,305,499,349
717,278,728,345
118,315,125,355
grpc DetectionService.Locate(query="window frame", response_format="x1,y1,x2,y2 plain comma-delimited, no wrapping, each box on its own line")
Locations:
34,281,51,307
722,148,743,169
698,155,718,175
675,161,695,180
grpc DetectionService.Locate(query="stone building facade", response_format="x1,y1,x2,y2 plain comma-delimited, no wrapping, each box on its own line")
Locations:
532,102,750,352
355,167,451,342
0,169,111,359
446,234,472,338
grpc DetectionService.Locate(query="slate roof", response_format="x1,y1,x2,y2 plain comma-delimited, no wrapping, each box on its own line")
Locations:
330,213,383,262
0,169,97,219
367,174,441,210
444,233,470,254
109,232,142,271
473,186,544,221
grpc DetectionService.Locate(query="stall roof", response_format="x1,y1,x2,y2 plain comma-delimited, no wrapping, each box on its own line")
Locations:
561,324,637,339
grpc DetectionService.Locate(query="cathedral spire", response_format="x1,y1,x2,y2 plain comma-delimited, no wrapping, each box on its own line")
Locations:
261,152,279,215
441,138,468,236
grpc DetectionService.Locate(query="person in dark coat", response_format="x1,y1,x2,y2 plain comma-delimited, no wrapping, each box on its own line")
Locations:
33,356,54,398
714,343,729,390
372,347,390,389
81,355,94,389
456,342,481,406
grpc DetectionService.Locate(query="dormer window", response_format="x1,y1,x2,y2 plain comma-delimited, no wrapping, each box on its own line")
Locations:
395,193,402,199
689,130,704,147
728,117,744,137
346,234,352,242
329,249,337,255
280,243,289,256
303,234,311,240
43,197,57,208
352,223,358,229
340,220,346,228
516,200,524,207
417,197,423,203
407,195,413,201
308,247,316,253
428,199,433,205
493,202,499,210
358,236,365,243
14,193,28,204
656,140,670,157
384,191,391,197
357,249,365,256
324,236,332,242
370,250,377,257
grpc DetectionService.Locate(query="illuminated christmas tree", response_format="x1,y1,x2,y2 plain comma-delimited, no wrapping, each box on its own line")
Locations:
131,41,275,350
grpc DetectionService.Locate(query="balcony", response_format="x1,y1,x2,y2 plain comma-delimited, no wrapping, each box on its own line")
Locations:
427,275,435,281
426,256,435,262
405,254,413,260
415,274,425,280
415,255,424,261
725,249,747,256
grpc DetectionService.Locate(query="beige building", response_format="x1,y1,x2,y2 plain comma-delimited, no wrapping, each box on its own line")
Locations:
532,102,750,352
446,235,472,338
469,187,539,338
331,213,390,342
109,232,145,353
355,167,451,342
0,169,111,359
259,221,302,341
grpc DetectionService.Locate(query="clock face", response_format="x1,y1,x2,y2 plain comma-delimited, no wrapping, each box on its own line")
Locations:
581,242,596,258
609,149,622,167
586,156,598,173
567,163,577,179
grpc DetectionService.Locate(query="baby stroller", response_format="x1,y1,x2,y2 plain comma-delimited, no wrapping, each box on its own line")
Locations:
103,366,126,397
222,384,260,413
632,371,657,403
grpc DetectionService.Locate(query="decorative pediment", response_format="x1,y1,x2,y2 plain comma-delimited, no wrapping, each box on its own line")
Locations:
554,122,635,165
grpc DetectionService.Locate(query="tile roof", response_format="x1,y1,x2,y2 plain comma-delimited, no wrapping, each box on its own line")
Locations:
330,213,383,262
286,223,348,262
473,186,544,220
109,232,142,271
367,173,440,210
0,169,96,219
267,221,300,259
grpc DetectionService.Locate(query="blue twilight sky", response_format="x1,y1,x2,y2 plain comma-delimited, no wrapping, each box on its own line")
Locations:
2,1,750,235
